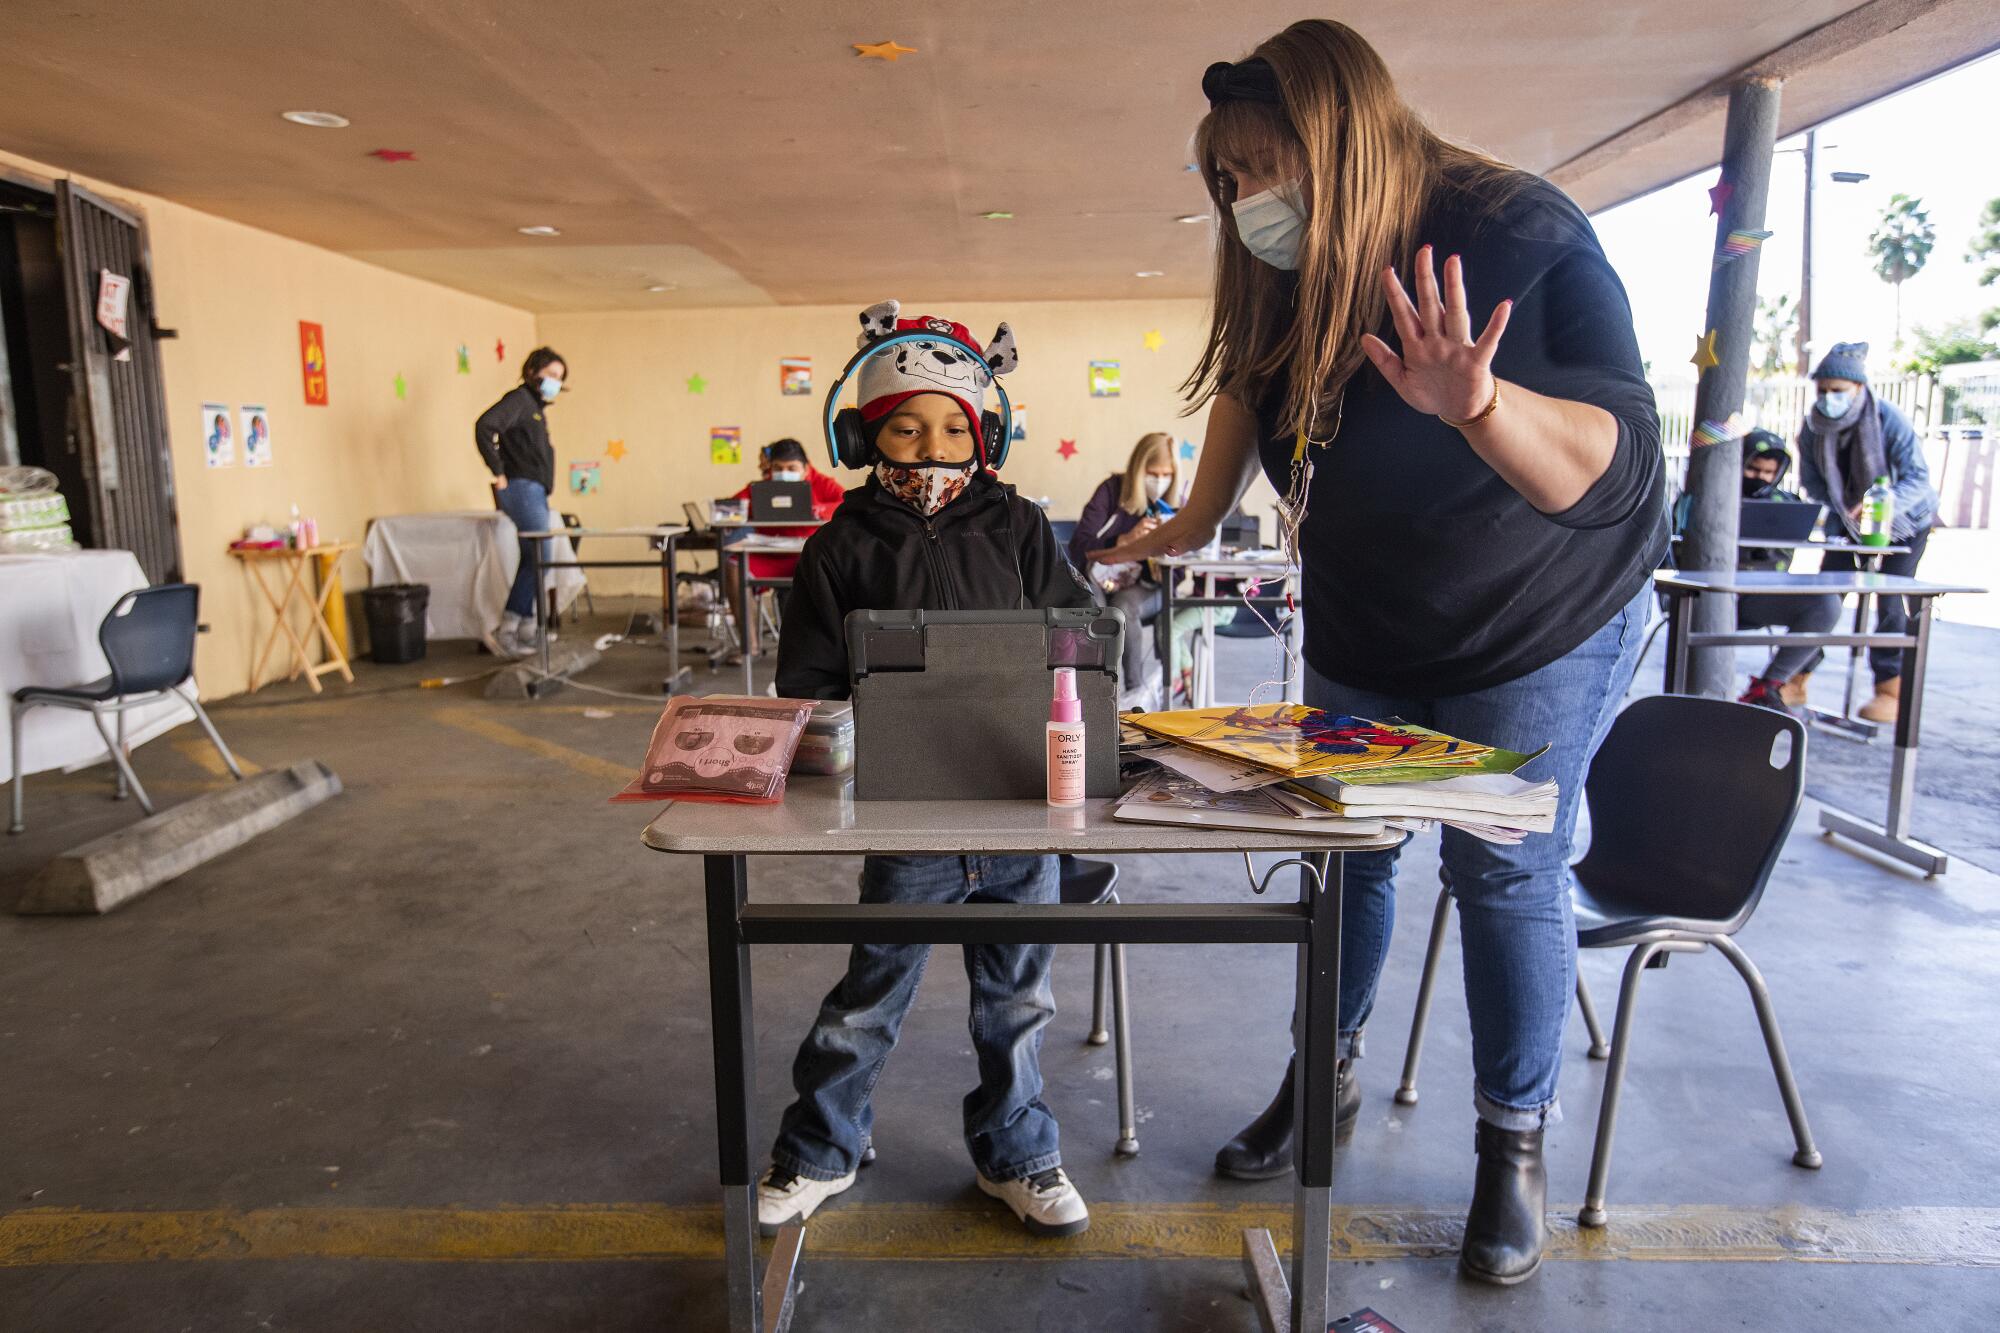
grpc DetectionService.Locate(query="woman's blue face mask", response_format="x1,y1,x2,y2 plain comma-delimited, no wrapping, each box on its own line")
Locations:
538,375,563,403
1231,179,1307,271
1815,389,1854,419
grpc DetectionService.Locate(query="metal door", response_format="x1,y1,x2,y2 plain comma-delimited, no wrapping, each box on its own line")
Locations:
54,179,181,582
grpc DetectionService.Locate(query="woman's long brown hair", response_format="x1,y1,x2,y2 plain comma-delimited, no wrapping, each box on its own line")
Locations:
1184,19,1522,439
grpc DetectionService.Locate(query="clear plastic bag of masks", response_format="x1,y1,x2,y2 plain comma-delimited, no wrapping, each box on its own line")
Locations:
611,694,815,804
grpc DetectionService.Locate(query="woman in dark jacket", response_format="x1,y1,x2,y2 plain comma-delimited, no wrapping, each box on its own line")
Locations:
1067,433,1181,700
475,347,568,655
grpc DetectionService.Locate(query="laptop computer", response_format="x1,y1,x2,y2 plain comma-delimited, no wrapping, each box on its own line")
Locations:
1739,499,1822,544
748,480,813,523
845,608,1123,800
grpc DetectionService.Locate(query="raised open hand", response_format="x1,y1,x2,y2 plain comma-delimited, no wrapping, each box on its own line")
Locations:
1359,246,1512,424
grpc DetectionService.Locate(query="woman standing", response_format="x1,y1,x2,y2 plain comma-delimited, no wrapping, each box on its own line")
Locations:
1068,433,1181,702
1093,20,1666,1284
1796,341,1937,724
476,347,567,656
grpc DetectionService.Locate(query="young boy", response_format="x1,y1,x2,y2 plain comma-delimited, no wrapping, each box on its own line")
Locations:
759,301,1097,1238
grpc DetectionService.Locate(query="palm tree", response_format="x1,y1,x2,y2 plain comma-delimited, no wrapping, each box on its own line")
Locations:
1868,194,1936,345
1753,294,1798,379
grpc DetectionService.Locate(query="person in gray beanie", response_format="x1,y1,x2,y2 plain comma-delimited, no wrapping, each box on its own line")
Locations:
1795,340,1937,724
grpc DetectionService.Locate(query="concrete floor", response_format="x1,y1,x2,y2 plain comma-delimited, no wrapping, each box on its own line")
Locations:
4,604,1999,1331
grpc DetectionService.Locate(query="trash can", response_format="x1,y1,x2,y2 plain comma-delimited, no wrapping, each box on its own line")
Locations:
362,583,429,664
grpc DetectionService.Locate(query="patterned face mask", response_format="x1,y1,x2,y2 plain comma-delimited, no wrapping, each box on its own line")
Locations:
876,458,975,517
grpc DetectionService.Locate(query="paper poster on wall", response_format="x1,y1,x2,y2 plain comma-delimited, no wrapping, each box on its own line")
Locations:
570,461,601,494
240,405,273,468
202,403,234,468
299,321,329,406
1009,403,1029,442
780,356,812,396
1089,360,1121,398
96,271,133,359
710,426,742,465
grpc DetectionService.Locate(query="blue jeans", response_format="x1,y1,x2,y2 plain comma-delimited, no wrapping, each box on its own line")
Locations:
494,479,552,618
1308,585,1648,1131
772,854,1063,1183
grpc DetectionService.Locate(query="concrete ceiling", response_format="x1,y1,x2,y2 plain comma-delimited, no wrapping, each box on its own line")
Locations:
1,0,1993,312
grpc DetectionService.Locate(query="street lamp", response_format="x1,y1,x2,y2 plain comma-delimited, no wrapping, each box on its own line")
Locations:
1794,131,1871,377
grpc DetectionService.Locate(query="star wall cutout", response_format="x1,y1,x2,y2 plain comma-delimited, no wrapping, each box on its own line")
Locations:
1707,178,1733,217
605,438,628,462
393,372,407,400
686,373,708,394
495,338,506,362
1179,440,1196,460
1142,329,1165,352
369,149,417,163
854,39,917,61
1690,329,1720,372
1057,438,1078,461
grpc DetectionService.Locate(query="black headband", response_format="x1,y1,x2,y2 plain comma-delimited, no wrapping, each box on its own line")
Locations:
1203,58,1284,107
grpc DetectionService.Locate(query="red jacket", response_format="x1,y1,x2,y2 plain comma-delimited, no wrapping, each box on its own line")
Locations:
733,466,848,577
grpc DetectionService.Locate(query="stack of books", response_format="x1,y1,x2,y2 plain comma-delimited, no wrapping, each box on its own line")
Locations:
1114,704,1556,844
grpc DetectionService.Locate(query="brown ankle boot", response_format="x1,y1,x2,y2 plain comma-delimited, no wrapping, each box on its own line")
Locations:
1779,671,1811,708
1859,675,1901,724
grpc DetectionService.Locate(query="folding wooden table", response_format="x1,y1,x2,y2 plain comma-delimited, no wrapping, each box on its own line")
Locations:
230,542,357,694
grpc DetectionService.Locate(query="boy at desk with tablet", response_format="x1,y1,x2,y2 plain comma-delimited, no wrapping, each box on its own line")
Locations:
757,301,1098,1239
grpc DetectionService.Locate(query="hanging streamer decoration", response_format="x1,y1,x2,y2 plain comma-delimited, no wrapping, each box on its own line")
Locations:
1713,229,1773,270
1689,413,1747,448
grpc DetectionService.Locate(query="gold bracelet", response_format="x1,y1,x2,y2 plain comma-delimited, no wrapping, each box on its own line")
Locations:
1439,380,1502,430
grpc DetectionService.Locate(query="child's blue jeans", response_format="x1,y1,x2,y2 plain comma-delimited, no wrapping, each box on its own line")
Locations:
771,854,1063,1183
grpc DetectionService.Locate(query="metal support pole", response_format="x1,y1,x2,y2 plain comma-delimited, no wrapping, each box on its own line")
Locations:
1682,75,1784,698
1796,128,1815,378
705,854,763,1333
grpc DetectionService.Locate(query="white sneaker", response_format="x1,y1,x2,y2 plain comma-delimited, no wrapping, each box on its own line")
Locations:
976,1167,1090,1237
757,1165,856,1236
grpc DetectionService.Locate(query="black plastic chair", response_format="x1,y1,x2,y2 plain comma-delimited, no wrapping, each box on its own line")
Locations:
9,583,242,833
1391,695,1822,1227
1060,854,1138,1156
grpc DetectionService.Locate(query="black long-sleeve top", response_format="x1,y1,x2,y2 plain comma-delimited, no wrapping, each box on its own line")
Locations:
474,385,555,491
776,473,1097,701
1255,171,1667,698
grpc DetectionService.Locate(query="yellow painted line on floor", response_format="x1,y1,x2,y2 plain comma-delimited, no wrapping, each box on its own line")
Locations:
172,739,263,778
3,1202,1996,1268
431,706,634,784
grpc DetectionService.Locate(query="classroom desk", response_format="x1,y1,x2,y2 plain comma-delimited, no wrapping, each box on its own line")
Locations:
1733,538,1909,737
520,526,688,695
722,534,808,693
641,778,1401,1333
1153,551,1300,709
1654,569,1985,875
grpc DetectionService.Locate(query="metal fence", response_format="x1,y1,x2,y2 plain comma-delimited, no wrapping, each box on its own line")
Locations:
1651,365,1999,528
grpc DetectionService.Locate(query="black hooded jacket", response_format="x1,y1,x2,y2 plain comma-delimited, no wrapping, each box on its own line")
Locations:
775,471,1098,700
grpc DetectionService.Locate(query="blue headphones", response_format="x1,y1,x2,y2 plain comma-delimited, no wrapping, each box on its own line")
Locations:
822,329,1013,472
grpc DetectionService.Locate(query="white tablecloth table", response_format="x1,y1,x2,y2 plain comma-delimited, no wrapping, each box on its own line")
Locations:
361,512,585,647
0,550,197,783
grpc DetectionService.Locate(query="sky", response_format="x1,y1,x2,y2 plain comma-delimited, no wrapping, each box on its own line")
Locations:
1592,50,1999,386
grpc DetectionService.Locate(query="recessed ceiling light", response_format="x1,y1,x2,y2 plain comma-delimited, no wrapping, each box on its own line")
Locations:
517,225,561,237
1135,270,1165,278
980,211,1013,220
1176,214,1207,224
281,110,349,128
644,283,676,292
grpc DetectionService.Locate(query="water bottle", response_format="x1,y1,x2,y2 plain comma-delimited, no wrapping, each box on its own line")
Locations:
1861,475,1893,547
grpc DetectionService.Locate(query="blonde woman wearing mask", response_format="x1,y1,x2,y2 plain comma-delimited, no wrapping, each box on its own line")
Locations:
1068,432,1182,703
1094,20,1666,1285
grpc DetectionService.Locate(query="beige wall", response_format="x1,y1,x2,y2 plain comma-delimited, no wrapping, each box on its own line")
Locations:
0,146,538,698
537,300,1280,593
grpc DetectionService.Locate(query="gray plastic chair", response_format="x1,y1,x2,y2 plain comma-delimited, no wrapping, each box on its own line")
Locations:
1391,694,1822,1227
1060,854,1138,1156
9,583,241,833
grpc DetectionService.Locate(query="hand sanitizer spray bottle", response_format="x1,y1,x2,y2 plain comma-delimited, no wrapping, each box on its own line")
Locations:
1047,666,1086,808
